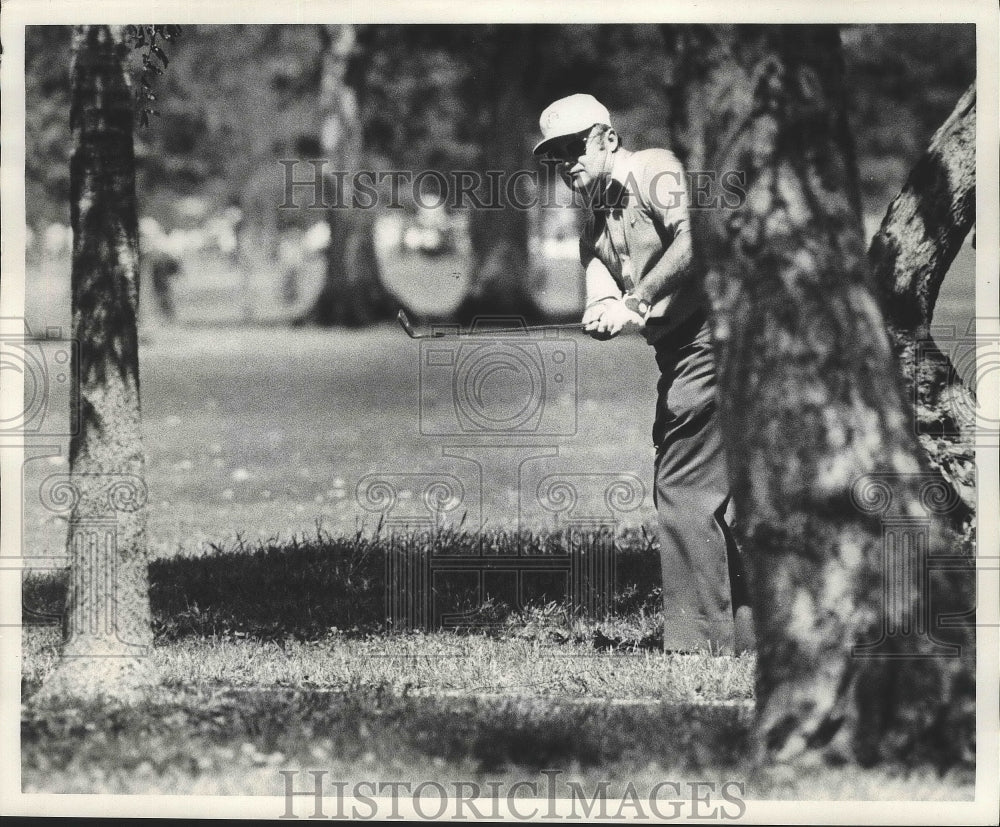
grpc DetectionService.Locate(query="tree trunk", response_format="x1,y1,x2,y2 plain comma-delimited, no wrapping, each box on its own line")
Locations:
664,25,973,769
34,25,155,703
454,25,544,324
299,24,397,327
869,84,977,531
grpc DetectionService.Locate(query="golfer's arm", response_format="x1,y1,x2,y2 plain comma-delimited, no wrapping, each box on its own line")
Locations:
581,236,622,307
632,230,693,306
585,256,622,305
631,151,695,306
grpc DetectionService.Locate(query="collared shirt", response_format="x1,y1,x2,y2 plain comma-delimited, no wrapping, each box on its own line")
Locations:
579,147,703,344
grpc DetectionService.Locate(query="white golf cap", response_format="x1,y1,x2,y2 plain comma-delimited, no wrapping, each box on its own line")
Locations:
532,93,612,156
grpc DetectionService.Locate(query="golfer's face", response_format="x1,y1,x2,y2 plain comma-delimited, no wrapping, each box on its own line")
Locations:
550,129,606,191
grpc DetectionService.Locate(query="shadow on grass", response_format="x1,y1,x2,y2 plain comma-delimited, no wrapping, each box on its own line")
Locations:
23,527,663,646
22,685,751,781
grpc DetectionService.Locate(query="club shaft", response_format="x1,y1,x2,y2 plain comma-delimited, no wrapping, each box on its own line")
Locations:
415,324,581,338
398,309,581,338
462,323,581,336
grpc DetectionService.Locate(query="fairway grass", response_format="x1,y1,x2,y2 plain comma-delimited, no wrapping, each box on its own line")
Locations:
20,644,971,800
23,627,756,704
20,534,974,800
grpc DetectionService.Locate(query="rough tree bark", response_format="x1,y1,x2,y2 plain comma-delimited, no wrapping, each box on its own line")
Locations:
454,25,545,324
664,25,973,769
33,25,156,703
299,24,398,327
869,84,977,530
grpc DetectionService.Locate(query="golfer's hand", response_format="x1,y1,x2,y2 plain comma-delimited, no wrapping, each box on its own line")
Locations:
582,299,616,341
582,299,616,340
589,298,645,339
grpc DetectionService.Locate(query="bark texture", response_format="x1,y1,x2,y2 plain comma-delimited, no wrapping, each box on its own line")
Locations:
454,26,544,324
663,25,973,769
300,24,398,326
34,25,156,703
869,84,977,529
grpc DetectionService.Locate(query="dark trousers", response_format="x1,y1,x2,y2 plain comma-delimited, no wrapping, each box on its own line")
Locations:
651,311,751,654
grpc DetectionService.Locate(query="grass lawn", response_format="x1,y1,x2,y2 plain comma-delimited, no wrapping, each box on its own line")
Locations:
21,234,975,561
19,628,973,800
17,240,979,803
20,534,974,800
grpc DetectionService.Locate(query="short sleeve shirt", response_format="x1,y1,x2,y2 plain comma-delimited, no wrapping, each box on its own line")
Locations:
580,148,703,343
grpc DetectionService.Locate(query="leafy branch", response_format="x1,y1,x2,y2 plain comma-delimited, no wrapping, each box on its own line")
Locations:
125,24,182,127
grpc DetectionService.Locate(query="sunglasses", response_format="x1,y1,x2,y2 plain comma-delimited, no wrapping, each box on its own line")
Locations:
544,129,599,163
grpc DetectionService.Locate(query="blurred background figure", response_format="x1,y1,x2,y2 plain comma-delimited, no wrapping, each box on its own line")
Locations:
278,226,306,306
140,216,183,323
215,205,243,267
43,222,73,260
401,202,456,257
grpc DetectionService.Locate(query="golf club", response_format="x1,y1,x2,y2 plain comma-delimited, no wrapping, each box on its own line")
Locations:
397,309,582,339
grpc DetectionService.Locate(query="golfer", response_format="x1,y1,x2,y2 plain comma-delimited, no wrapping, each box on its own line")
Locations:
534,94,753,654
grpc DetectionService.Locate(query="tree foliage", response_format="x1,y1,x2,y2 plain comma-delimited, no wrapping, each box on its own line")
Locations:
26,23,974,233
124,24,182,126
841,24,975,214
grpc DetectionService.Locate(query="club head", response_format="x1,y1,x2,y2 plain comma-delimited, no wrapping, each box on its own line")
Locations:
397,309,449,339
396,309,418,338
